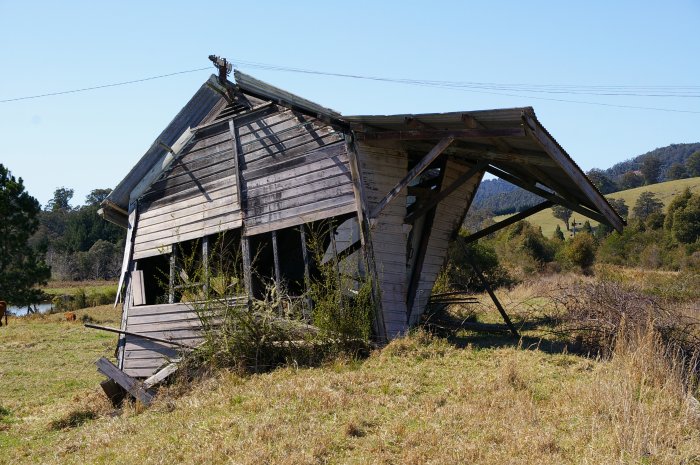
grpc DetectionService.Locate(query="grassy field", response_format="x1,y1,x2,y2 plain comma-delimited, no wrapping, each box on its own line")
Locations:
1,272,699,464
42,280,118,297
494,176,700,238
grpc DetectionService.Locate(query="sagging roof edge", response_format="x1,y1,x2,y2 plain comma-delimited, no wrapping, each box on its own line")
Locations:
101,71,624,233
521,109,625,232
100,75,224,226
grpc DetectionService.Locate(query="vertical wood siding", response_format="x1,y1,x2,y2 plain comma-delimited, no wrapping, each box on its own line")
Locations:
357,143,410,338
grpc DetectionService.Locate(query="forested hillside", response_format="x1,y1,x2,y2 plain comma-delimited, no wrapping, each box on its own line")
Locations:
472,143,700,216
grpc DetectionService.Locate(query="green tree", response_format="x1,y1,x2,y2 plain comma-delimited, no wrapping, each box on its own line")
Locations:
607,197,629,220
552,205,573,231
685,151,700,177
581,220,593,234
46,187,74,212
632,191,663,222
552,225,565,241
0,164,51,306
587,168,617,194
640,155,661,185
667,163,687,180
564,233,596,271
619,171,644,190
665,189,700,244
664,187,693,231
85,188,112,206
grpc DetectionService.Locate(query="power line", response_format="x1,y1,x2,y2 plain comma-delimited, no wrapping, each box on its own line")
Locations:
0,67,210,103
1,59,699,115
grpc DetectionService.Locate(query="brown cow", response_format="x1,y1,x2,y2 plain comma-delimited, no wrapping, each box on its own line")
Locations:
0,301,7,327
64,312,77,322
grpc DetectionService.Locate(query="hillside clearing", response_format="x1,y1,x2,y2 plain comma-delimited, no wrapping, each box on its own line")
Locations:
494,176,700,237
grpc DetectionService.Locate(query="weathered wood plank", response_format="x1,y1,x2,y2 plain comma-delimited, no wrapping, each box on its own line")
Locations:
355,127,525,141
96,357,154,404
244,203,357,236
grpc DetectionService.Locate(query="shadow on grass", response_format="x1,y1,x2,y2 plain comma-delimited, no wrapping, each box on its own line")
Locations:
49,409,97,430
423,310,574,356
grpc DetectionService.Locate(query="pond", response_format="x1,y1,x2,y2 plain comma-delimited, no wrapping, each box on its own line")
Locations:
7,302,54,317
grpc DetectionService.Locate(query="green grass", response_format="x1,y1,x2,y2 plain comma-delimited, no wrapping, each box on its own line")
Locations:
494,176,700,238
1,276,698,464
42,280,118,297
0,306,121,457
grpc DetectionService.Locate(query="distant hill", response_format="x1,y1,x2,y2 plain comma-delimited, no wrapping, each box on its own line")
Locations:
472,143,700,216
493,176,700,238
604,143,700,182
471,178,540,215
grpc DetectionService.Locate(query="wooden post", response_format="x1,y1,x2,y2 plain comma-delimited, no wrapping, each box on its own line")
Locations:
467,257,519,338
299,225,313,316
202,236,209,298
241,236,252,304
271,229,283,315
168,244,177,304
96,357,154,405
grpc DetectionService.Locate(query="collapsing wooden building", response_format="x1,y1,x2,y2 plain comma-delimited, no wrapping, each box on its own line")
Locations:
100,61,624,378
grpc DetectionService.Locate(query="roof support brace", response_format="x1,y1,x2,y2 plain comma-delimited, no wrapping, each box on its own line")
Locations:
462,200,555,244
370,137,454,219
485,165,610,226
405,161,487,224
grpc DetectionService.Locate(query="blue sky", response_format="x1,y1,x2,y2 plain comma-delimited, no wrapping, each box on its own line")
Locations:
1,1,698,207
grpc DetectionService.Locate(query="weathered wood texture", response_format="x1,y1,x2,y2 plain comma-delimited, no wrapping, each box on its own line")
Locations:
357,143,409,338
132,123,242,259
122,302,210,378
238,109,355,235
408,158,483,326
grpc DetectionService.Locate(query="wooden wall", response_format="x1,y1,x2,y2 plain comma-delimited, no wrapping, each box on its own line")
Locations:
133,123,242,260
132,99,357,260
238,109,355,235
408,158,482,325
357,143,410,338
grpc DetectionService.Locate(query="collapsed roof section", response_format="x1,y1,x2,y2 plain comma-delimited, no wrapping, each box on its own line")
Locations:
101,71,624,233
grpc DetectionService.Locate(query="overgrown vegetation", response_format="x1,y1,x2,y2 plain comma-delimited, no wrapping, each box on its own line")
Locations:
173,224,375,379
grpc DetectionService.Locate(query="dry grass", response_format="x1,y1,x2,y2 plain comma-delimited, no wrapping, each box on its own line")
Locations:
2,276,700,464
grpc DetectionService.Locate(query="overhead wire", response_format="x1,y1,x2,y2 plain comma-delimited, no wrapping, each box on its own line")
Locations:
1,59,699,114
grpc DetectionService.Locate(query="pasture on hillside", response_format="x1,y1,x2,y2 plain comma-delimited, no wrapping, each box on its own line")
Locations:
494,176,700,237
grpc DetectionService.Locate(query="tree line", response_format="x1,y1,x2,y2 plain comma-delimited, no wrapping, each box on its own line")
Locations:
30,187,124,281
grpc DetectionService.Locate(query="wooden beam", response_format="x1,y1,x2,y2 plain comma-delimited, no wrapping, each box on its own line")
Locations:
271,230,283,315
355,128,524,141
299,225,313,315
485,165,610,226
85,323,193,349
405,161,486,224
115,206,138,306
202,236,209,298
241,236,252,303
463,200,555,244
466,259,519,338
522,113,623,231
406,157,448,321
370,137,454,219
96,357,154,405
